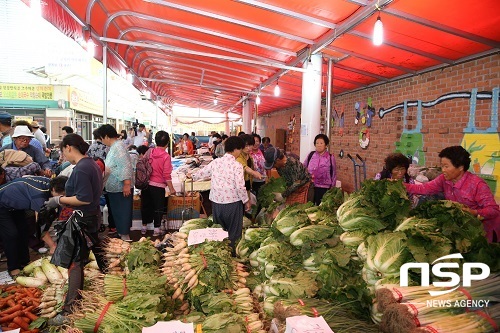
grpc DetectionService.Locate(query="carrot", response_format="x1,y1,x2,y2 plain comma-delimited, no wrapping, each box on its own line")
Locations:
8,322,20,328
0,304,23,316
23,289,34,298
0,310,24,323
20,316,31,323
5,285,19,292
24,311,38,321
6,299,15,308
13,316,30,330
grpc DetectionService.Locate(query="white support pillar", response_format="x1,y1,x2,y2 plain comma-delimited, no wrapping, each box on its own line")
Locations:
102,45,108,124
242,99,252,134
299,53,322,161
225,113,230,135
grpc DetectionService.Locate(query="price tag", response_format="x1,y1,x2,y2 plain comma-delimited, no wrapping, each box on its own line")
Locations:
187,228,228,246
285,315,334,333
142,320,194,333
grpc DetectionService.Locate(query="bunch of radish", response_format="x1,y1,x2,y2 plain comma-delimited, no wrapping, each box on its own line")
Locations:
38,282,66,319
103,238,131,275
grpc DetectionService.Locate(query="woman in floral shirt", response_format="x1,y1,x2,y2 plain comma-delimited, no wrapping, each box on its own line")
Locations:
190,136,250,254
97,125,133,241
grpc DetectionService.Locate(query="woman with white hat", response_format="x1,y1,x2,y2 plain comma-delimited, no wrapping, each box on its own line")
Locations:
0,125,52,177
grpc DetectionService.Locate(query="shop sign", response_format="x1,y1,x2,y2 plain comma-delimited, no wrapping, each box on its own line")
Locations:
69,87,102,115
0,84,54,100
400,253,490,296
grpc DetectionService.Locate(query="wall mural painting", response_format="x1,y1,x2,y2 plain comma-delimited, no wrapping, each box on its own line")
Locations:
379,88,500,200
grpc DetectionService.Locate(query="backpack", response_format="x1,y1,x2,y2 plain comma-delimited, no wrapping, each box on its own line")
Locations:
135,149,152,190
306,151,334,178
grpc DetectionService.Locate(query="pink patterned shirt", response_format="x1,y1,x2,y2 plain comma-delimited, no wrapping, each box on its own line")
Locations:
405,172,500,242
193,153,249,205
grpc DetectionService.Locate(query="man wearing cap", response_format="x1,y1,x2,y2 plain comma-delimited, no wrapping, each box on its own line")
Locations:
31,121,47,150
263,147,311,198
0,111,13,147
0,126,52,177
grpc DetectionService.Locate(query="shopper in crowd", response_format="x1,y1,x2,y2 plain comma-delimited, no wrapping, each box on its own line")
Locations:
250,133,266,195
178,133,194,155
128,145,139,172
13,120,44,152
137,145,150,157
119,129,127,141
208,131,217,149
188,136,250,254
190,131,200,149
0,111,13,147
97,124,134,241
0,125,52,177
238,131,246,136
259,136,273,153
304,134,337,205
125,127,135,147
215,134,228,158
0,172,67,276
404,146,500,242
133,123,146,147
61,126,73,137
43,133,105,326
264,147,311,199
40,126,50,148
31,121,47,150
141,131,176,236
237,134,263,192
87,129,109,161
210,133,222,158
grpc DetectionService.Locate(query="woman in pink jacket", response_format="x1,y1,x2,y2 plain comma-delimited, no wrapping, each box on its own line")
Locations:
140,131,176,236
404,146,499,243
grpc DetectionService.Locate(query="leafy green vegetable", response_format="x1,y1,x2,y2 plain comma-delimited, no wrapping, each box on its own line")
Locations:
289,225,336,246
124,240,162,271
257,176,286,209
364,232,411,281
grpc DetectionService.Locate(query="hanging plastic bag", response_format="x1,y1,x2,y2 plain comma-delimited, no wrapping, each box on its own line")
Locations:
51,211,91,268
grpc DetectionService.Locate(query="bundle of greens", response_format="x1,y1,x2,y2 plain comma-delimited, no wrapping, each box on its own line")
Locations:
318,187,345,213
358,179,411,230
178,217,213,234
236,228,273,259
123,239,162,272
262,271,318,299
197,288,255,315
102,267,167,302
273,298,381,333
73,291,169,332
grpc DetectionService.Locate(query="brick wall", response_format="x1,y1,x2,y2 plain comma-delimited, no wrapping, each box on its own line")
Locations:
264,54,500,195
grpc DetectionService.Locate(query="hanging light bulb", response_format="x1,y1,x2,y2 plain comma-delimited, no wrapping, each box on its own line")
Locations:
255,94,261,105
274,81,280,97
373,13,384,46
87,37,96,57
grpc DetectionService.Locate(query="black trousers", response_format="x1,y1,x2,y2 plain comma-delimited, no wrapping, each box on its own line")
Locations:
140,185,166,228
313,187,329,206
0,208,30,272
212,201,243,255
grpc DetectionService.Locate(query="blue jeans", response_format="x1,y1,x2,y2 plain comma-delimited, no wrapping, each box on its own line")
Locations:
107,192,133,235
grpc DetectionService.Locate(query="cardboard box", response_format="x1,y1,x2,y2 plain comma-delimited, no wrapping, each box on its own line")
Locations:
167,192,201,215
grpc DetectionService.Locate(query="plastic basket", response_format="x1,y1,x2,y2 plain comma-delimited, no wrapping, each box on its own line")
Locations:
285,182,310,205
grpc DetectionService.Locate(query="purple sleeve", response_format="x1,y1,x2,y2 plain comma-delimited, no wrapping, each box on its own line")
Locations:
331,154,337,186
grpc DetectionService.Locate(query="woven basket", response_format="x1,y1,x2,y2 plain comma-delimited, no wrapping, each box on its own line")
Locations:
285,182,310,205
